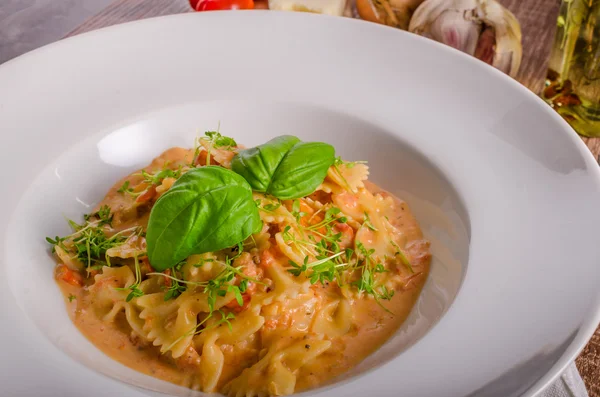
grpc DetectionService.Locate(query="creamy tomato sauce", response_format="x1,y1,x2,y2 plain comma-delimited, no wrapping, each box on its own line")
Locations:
55,147,431,394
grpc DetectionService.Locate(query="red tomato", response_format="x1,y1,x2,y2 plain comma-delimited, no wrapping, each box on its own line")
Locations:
55,264,83,287
190,0,254,11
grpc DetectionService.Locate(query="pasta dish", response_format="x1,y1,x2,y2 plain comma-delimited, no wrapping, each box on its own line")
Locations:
47,132,431,396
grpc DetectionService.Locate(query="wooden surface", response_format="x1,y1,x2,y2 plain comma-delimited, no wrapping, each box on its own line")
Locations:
0,0,113,64
64,0,599,395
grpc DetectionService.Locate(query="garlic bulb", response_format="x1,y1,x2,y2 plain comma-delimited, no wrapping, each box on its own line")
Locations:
408,0,522,77
356,0,426,30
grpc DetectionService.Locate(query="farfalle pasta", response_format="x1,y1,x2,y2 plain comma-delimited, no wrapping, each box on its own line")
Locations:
48,132,431,396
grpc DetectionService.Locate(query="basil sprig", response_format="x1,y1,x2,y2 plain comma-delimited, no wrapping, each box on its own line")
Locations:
231,135,335,200
146,166,261,271
146,135,334,270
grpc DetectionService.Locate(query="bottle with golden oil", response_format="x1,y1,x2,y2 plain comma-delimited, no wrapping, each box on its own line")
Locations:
542,0,600,137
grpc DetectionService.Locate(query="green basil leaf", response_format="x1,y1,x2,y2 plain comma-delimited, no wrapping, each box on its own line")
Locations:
231,135,335,200
231,135,300,192
146,166,261,271
268,141,335,199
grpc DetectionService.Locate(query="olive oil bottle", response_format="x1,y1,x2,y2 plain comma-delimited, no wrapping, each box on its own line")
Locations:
542,0,600,137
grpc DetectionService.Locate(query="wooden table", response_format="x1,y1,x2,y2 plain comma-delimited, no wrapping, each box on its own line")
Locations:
65,0,599,395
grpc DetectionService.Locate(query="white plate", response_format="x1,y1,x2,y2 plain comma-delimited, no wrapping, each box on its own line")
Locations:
0,11,599,397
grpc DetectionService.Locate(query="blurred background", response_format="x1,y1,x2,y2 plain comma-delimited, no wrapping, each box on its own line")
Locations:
0,0,113,64
0,0,553,71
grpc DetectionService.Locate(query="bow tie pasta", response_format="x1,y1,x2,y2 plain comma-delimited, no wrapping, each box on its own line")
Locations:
49,134,431,396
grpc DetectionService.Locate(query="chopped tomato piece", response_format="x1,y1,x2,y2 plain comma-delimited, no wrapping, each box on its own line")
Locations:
298,200,318,227
289,199,327,234
135,186,156,204
334,222,355,249
193,150,219,166
259,248,276,268
225,293,251,313
55,264,83,287
140,257,155,274
163,268,172,288
236,258,261,294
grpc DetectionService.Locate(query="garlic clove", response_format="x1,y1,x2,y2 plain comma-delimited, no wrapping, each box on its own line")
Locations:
428,10,482,55
409,0,522,77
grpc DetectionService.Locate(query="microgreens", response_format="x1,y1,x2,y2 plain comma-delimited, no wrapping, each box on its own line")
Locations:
115,255,145,302
374,263,388,273
45,235,66,253
331,157,367,192
163,260,187,301
263,202,281,212
148,243,265,354
204,243,254,312
140,167,182,186
75,226,138,271
378,285,395,300
192,257,215,268
83,205,113,227
150,243,260,312
204,131,237,149
391,240,414,273
363,212,378,231
200,130,237,166
46,207,141,273
290,204,346,251
118,165,183,197
255,198,282,214
163,309,235,353
291,199,306,222
117,180,138,197
164,281,186,301
282,203,357,286
281,225,315,258
333,156,368,169
288,251,346,285
352,242,397,312
191,138,202,167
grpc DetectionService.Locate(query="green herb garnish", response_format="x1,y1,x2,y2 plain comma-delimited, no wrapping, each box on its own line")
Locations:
83,205,113,227
45,236,65,253
204,131,237,149
115,255,145,302
363,212,378,231
140,167,182,186
391,240,413,273
145,166,262,271
288,251,346,284
46,207,139,272
231,135,335,200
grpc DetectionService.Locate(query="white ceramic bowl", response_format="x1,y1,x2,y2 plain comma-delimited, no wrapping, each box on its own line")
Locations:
0,11,599,397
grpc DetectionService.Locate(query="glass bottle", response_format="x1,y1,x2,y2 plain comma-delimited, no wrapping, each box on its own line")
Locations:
542,0,600,137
